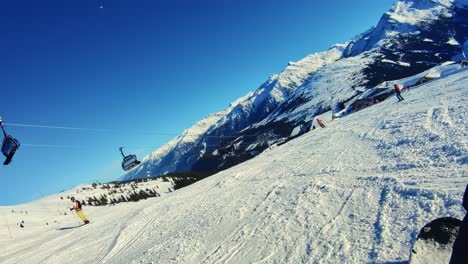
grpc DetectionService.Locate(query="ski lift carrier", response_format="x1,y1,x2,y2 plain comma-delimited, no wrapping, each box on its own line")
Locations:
0,117,20,165
119,147,141,171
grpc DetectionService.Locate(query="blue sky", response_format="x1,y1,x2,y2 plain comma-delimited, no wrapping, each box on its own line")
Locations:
0,0,394,205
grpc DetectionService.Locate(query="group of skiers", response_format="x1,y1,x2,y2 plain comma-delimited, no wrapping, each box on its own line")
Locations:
309,83,408,130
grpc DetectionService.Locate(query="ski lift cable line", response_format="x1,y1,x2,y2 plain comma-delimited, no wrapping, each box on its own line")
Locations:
4,123,179,136
20,139,270,149
4,122,261,138
22,144,87,149
21,143,157,150
21,142,262,149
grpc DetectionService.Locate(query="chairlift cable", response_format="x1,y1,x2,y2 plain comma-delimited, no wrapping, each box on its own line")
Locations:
3,122,260,138
4,123,178,136
21,144,86,149
21,143,157,150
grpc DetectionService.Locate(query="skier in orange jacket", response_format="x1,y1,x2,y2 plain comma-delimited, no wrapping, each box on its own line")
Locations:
394,84,404,101
317,118,325,128
70,197,90,225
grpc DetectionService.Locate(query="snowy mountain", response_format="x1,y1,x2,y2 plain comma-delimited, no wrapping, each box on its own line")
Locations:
122,0,467,181
344,0,468,57
1,64,467,263
122,45,345,180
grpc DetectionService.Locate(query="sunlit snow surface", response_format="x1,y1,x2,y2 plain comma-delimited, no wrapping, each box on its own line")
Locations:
0,65,466,263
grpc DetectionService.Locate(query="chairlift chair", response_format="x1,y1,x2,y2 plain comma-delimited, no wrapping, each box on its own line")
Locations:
0,117,20,165
119,147,141,171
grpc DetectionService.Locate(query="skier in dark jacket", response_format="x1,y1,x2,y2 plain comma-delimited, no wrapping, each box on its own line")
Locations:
449,184,468,263
394,84,404,101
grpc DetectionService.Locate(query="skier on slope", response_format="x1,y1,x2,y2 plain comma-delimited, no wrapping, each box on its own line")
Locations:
70,197,90,225
449,184,468,263
394,83,404,102
316,118,325,128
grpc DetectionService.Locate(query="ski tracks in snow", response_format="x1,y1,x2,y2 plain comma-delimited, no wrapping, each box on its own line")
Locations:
94,202,168,263
201,180,287,264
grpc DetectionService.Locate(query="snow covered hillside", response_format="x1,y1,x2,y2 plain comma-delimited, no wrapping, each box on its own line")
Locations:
1,65,466,263
122,0,468,180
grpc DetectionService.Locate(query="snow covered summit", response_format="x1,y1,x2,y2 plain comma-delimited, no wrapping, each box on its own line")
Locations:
344,0,468,57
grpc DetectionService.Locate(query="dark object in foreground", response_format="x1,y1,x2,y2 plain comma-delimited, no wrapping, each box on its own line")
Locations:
449,184,468,264
409,217,461,264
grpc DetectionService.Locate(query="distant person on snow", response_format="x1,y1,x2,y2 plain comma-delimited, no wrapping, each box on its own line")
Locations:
70,197,90,225
404,85,410,92
394,84,404,102
449,184,468,264
317,118,325,128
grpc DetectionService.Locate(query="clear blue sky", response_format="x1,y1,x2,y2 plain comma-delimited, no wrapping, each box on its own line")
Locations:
0,0,394,205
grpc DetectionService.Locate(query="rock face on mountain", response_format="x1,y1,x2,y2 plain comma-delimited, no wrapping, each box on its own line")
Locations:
121,0,468,181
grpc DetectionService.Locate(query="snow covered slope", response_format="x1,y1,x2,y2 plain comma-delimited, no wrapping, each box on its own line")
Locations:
1,65,466,263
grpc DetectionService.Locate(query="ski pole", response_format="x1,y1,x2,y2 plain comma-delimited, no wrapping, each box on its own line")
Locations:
3,212,13,239
68,208,80,226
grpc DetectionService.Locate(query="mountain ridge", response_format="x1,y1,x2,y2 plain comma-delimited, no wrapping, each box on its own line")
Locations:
122,0,468,181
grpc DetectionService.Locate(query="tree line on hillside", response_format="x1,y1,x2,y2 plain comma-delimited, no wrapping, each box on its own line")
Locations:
86,189,162,206
114,171,214,190
60,172,214,206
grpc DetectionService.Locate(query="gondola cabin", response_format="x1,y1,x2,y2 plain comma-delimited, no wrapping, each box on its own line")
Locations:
0,118,20,165
2,136,20,165
119,147,141,171
122,154,140,171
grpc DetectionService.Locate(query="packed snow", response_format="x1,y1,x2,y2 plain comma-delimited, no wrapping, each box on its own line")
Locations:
1,64,466,263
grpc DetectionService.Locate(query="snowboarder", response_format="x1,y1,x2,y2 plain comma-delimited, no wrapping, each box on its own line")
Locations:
449,184,468,263
70,197,90,225
394,83,404,101
317,118,325,128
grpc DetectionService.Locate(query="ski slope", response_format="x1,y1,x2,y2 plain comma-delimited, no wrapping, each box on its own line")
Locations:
1,67,467,263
